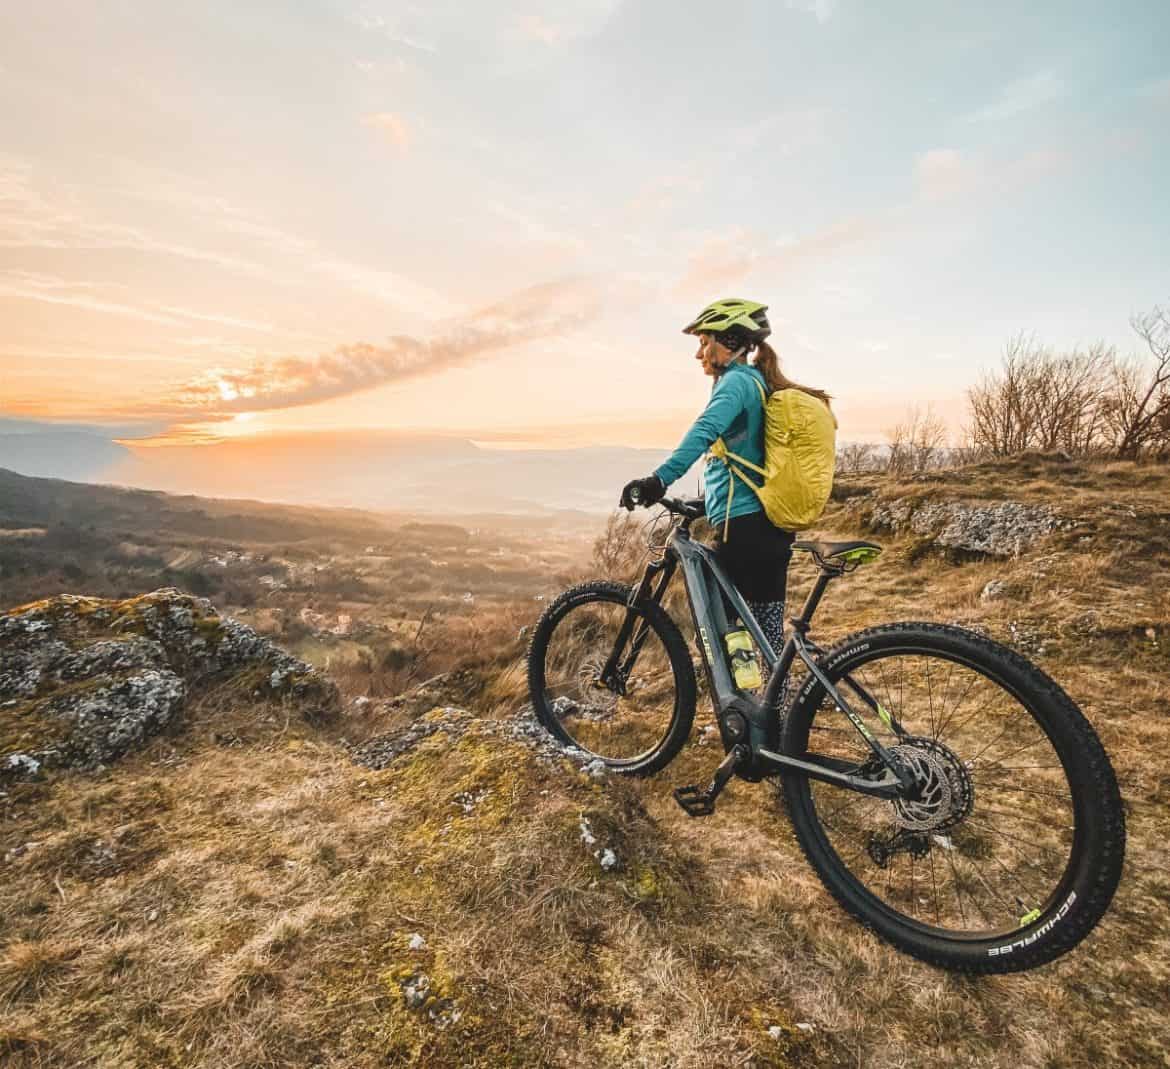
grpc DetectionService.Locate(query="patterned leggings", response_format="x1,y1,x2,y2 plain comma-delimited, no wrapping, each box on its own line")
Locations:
715,510,794,704
747,598,786,655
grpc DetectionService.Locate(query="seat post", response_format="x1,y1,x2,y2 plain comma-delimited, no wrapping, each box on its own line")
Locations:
790,568,838,632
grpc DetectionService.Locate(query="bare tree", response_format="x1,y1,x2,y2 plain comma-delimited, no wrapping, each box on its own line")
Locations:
837,441,877,475
1031,343,1112,454
968,335,1044,456
967,335,1111,457
886,405,948,474
1103,305,1170,459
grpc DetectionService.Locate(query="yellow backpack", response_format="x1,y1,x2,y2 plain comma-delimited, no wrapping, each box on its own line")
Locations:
708,378,837,537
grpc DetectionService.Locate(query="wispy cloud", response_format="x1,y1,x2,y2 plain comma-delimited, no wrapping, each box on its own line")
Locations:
314,257,442,313
0,157,278,278
166,278,600,419
2,157,445,315
674,227,762,296
487,200,586,252
513,14,564,45
362,112,412,151
0,270,272,330
785,0,838,24
1135,75,1170,102
509,3,622,45
350,11,437,53
966,70,1066,123
914,148,981,201
675,215,884,297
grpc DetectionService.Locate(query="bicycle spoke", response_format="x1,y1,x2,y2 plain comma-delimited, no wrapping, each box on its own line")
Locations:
943,846,969,926
539,594,679,762
924,656,937,738
979,782,1073,801
929,850,941,925
792,644,1080,938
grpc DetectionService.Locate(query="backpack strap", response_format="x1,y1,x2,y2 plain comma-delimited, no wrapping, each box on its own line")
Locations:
707,374,770,540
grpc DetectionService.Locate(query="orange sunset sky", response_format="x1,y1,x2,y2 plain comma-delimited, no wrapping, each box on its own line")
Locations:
2,2,1167,471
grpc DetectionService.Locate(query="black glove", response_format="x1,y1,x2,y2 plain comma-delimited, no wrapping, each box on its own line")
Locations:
620,475,666,511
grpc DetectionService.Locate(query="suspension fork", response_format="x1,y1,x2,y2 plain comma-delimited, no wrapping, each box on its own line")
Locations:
598,556,677,689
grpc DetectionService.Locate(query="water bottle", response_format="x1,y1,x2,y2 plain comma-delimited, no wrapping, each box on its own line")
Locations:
725,628,763,690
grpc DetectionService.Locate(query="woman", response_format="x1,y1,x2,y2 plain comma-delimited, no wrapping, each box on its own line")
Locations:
619,297,832,661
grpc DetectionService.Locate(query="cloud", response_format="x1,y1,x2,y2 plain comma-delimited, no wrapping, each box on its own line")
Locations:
786,0,838,24
167,278,600,419
352,3,620,57
1135,76,1170,103
0,270,272,330
2,156,445,315
362,112,412,151
349,11,437,53
487,200,586,252
313,257,443,315
675,215,884,297
509,3,622,45
966,70,1066,123
0,157,279,279
513,14,563,45
674,227,762,296
727,107,836,159
914,148,981,201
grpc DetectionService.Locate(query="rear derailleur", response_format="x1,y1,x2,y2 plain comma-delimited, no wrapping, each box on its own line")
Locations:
867,828,931,868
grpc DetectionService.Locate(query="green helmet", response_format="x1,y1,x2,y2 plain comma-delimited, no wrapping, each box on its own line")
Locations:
682,297,771,340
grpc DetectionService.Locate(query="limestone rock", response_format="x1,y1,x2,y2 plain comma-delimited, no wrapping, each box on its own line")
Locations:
980,579,1012,601
865,497,1064,557
0,588,337,781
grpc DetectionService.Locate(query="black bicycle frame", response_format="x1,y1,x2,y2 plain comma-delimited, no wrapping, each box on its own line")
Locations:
611,520,915,799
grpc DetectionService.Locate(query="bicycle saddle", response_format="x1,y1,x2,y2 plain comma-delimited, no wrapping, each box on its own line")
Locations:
793,538,882,565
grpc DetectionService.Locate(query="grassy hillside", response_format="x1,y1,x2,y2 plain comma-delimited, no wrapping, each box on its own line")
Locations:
0,468,591,702
1,455,1167,1067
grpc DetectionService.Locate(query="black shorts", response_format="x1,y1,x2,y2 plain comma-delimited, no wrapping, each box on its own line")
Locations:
714,509,794,603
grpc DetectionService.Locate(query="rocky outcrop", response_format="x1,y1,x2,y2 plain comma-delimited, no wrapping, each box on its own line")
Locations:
862,496,1069,557
0,588,337,781
351,699,610,780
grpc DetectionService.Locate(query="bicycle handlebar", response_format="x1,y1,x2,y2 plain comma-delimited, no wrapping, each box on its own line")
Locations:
627,486,705,520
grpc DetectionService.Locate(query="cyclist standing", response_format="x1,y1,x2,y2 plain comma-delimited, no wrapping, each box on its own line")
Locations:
619,298,832,659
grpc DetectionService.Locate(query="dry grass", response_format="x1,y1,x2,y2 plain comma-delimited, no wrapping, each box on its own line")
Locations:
1,455,1168,1067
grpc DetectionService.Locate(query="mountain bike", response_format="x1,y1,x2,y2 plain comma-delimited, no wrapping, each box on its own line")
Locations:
526,495,1125,973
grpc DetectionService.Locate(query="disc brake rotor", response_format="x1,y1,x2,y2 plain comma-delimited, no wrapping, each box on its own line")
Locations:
888,736,974,833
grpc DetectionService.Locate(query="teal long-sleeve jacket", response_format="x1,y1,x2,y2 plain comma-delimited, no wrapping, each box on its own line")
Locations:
653,361,767,527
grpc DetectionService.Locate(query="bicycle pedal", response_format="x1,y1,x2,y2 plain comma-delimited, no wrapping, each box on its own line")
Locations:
673,784,716,817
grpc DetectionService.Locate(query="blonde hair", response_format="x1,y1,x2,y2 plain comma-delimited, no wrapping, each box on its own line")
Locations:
750,340,835,415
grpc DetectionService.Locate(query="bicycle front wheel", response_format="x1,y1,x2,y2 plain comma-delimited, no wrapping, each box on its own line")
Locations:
527,580,696,775
779,622,1125,973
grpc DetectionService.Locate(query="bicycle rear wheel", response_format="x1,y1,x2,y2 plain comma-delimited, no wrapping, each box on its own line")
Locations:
527,580,695,775
779,622,1125,973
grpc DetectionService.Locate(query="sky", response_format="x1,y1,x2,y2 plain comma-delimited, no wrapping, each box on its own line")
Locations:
1,0,1168,450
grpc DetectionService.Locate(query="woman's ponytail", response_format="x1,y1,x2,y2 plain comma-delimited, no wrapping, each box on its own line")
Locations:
752,340,834,411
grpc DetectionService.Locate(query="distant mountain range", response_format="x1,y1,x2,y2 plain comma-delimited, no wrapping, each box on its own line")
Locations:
0,431,133,482
0,426,681,516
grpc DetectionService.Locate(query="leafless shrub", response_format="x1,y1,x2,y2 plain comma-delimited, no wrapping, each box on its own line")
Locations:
885,405,949,474
946,444,986,467
967,335,1111,457
836,442,879,474
967,307,1170,461
591,511,646,578
1102,306,1170,459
